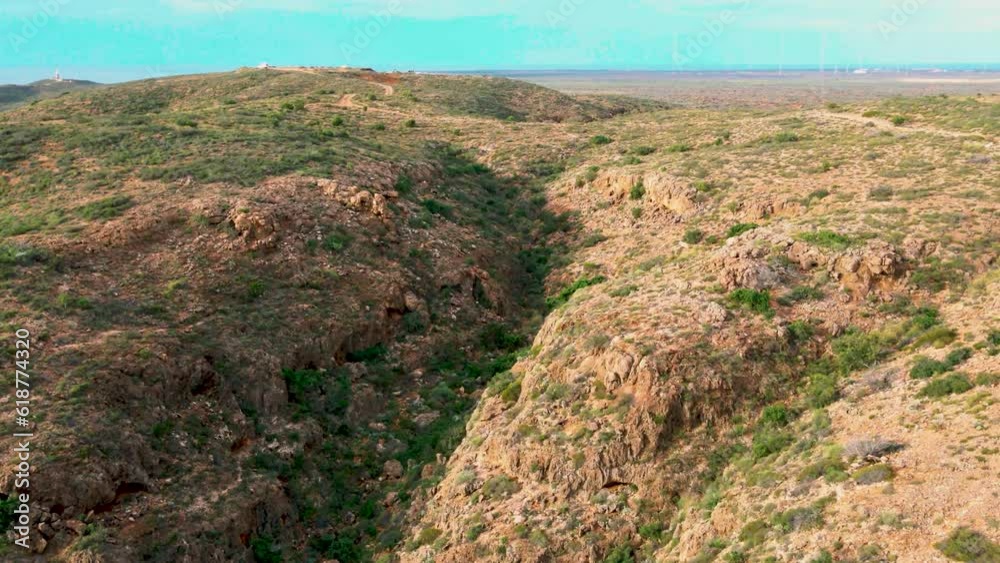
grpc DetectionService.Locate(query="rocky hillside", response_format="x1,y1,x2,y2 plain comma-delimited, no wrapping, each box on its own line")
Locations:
399,97,1000,562
0,79,100,111
0,69,998,563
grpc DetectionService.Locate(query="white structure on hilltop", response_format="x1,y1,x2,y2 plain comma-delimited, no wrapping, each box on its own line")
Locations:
257,62,271,69
53,69,63,82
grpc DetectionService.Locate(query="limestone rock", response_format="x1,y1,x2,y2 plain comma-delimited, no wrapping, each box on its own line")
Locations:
383,460,404,480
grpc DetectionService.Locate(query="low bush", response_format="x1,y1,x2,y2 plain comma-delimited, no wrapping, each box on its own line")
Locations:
728,289,774,318
481,475,520,499
832,332,883,373
629,180,646,200
760,404,791,427
772,505,823,533
796,230,854,250
590,135,613,146
806,372,839,408
936,527,1000,561
918,373,974,398
726,223,758,238
752,428,792,460
77,195,133,220
546,276,607,309
852,463,894,485
683,229,704,244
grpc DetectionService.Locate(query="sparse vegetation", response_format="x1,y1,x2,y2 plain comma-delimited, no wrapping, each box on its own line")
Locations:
728,289,774,318
936,528,1000,561
726,223,758,238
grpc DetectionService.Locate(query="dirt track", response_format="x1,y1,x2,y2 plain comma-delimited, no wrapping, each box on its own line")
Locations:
808,109,988,140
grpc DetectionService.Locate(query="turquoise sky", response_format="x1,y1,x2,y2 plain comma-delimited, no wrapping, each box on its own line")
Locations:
2,0,999,83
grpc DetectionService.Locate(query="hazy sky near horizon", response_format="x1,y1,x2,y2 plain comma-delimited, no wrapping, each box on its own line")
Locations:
2,0,999,83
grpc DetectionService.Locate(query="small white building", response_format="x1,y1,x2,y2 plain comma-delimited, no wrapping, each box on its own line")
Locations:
53,69,63,82
257,62,271,69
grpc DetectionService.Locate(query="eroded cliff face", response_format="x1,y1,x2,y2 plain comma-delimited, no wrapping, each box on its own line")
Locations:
399,102,1000,562
2,70,999,563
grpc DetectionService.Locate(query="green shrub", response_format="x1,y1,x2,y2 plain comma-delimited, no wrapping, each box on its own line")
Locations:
798,457,848,483
415,527,442,547
404,119,417,128
175,116,198,128
772,505,823,533
728,289,774,318
667,143,693,153
346,343,387,363
913,348,974,379
590,135,613,146
638,522,664,541
832,332,883,373
250,535,283,563
726,223,758,238
683,229,704,244
631,207,643,219
281,99,306,111
806,372,839,408
55,292,92,310
771,131,800,143
919,373,974,398
787,320,815,344
890,115,907,126
912,326,958,348
421,198,454,219
778,286,824,305
796,230,854,250
481,475,519,499
739,520,768,547
760,404,791,427
752,428,792,460
988,330,1000,347
869,186,894,201
602,545,635,563
77,195,133,220
852,463,894,485
632,145,656,156
546,276,607,309
629,181,646,200
936,527,1000,561
0,495,16,534
911,257,971,293
331,116,345,126
975,373,999,386
465,523,485,542
480,324,526,352
910,356,946,379
323,231,352,252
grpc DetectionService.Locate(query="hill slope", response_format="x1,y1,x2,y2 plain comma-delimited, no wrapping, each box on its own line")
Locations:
0,78,100,110
0,68,997,563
